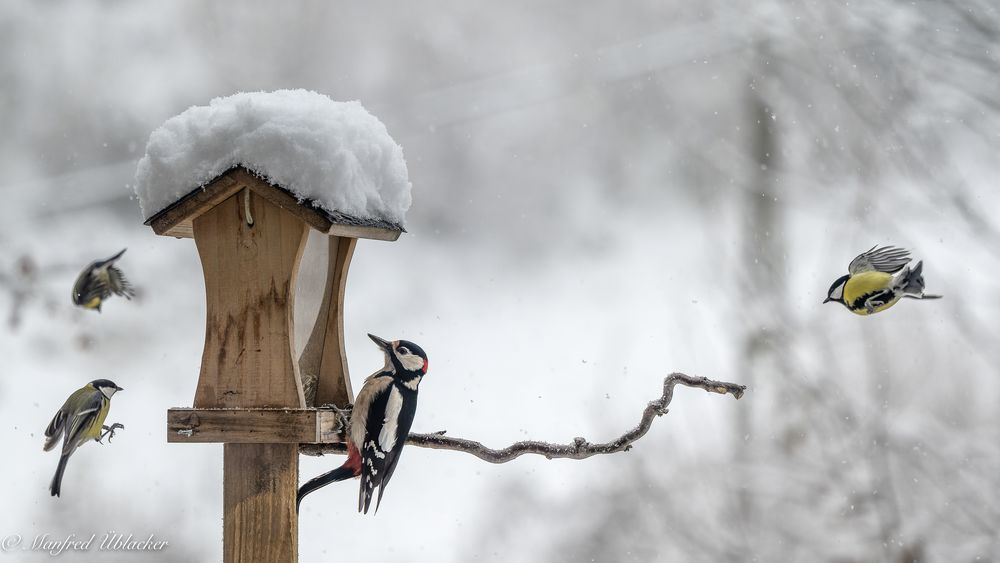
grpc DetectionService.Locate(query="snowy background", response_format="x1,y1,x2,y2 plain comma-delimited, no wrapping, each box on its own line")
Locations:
2,1,999,562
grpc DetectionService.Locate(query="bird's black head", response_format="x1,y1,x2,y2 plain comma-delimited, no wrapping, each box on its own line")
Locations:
89,379,124,398
368,334,428,375
824,274,850,305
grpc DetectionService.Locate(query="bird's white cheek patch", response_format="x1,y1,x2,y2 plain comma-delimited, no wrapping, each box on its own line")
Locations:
379,387,404,452
398,353,425,372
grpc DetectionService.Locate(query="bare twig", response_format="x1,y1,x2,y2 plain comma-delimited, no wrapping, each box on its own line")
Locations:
300,372,746,461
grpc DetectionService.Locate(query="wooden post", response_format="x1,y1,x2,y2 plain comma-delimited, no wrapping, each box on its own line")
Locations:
193,190,306,563
224,444,298,562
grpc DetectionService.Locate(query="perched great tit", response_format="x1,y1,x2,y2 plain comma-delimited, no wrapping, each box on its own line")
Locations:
72,248,135,312
44,379,124,497
824,245,941,315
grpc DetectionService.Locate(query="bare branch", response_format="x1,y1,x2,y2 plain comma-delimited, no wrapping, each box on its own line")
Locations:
300,372,745,461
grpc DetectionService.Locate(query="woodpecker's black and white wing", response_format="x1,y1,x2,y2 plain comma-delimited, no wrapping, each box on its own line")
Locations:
358,382,417,514
848,246,911,275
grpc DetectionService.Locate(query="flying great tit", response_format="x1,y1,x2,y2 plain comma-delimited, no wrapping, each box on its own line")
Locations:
824,245,941,315
72,248,135,312
44,379,124,497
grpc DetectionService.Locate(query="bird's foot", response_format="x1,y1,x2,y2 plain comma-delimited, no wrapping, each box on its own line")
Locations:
99,423,125,443
317,404,352,433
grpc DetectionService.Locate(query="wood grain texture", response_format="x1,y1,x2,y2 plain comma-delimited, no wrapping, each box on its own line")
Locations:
327,223,401,241
193,191,308,409
313,236,357,408
167,408,344,444
147,173,242,238
224,443,298,563
231,168,333,233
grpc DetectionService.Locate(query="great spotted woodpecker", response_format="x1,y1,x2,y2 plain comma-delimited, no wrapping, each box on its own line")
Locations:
297,333,428,514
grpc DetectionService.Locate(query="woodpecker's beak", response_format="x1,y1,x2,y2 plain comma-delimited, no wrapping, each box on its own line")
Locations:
822,297,832,304
368,333,393,352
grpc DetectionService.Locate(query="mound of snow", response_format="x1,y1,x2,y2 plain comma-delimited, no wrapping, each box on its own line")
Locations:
134,89,411,227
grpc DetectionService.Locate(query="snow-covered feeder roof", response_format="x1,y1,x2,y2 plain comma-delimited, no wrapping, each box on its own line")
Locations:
134,90,410,240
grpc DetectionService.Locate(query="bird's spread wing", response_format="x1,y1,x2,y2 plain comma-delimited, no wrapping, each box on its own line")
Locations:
107,266,135,299
359,383,417,514
61,392,106,455
848,246,911,275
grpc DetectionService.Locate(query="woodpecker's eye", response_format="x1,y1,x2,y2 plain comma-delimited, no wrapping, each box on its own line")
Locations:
397,346,410,355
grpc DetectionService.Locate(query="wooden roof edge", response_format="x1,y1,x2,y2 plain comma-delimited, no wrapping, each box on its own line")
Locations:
143,166,405,241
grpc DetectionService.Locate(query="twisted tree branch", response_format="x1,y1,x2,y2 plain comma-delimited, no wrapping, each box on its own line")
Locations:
301,373,745,461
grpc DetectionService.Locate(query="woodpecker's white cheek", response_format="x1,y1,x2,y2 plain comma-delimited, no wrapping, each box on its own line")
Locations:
379,386,404,452
398,353,425,372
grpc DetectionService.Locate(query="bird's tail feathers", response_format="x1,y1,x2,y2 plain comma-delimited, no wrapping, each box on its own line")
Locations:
296,444,361,512
360,476,376,514
896,260,927,296
50,454,69,497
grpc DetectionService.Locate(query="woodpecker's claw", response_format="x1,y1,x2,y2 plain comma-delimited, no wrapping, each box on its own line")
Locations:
99,422,125,443
317,404,353,433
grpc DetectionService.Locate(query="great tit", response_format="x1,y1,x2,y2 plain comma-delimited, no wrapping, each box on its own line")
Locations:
43,379,124,497
824,245,941,315
72,248,135,312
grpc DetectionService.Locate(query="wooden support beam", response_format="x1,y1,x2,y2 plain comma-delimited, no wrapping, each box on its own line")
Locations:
298,235,357,408
167,408,345,444
314,236,357,408
225,444,298,563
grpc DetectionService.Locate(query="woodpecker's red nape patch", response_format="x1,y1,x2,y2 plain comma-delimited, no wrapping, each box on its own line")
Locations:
345,442,362,476
423,358,429,373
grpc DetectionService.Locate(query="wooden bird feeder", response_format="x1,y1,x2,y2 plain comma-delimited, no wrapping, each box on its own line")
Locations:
145,166,401,562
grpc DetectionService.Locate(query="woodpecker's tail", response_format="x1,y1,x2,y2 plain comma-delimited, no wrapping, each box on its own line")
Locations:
896,261,942,300
296,443,361,512
50,454,70,497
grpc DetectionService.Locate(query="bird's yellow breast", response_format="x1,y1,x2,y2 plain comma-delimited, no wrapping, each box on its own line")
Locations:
843,271,899,315
83,402,111,441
